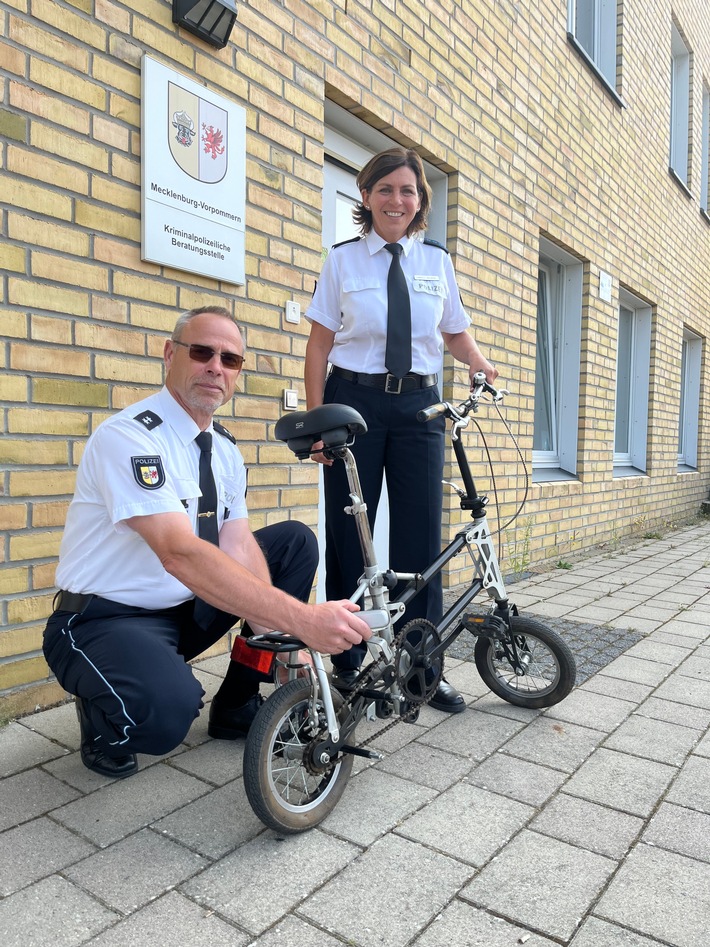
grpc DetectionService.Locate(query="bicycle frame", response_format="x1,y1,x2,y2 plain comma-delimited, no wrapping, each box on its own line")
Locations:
302,377,514,751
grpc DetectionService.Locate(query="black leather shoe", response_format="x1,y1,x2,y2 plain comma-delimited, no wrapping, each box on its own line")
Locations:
428,678,466,714
208,693,263,740
75,698,137,779
330,669,359,691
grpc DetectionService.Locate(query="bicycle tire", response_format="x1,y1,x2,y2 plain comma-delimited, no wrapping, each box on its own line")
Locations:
474,615,576,708
243,678,354,834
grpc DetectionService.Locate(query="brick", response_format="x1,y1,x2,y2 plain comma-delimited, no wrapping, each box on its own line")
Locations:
0,568,30,598
113,273,178,306
32,500,71,528
0,656,51,691
10,531,63,561
0,374,28,401
75,201,139,241
92,114,130,150
92,296,129,324
0,175,73,220
6,594,54,625
7,408,89,437
11,342,90,377
9,279,89,316
8,469,76,498
0,625,43,659
31,253,108,291
74,321,146,355
32,0,106,49
92,53,140,96
30,124,109,173
0,504,28,530
33,561,58,589
0,106,27,141
94,354,163,384
33,378,109,408
8,213,90,256
3,244,26,272
29,59,105,109
29,315,73,345
9,16,90,71
0,439,67,465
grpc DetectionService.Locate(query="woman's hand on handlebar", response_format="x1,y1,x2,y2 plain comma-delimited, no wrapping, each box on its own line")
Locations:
310,439,333,466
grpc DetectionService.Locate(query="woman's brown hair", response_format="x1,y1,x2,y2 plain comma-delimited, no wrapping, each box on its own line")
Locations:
353,146,432,236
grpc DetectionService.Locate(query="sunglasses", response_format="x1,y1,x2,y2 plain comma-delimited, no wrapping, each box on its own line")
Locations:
172,340,244,371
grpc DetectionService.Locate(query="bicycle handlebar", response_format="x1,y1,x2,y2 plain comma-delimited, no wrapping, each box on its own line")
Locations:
417,372,506,423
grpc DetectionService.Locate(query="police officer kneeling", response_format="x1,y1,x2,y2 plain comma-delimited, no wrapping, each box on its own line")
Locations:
43,306,370,779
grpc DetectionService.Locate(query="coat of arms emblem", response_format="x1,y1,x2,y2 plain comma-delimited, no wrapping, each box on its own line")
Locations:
168,82,228,184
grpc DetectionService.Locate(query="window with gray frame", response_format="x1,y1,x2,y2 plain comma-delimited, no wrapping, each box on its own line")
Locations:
567,0,619,93
614,291,651,475
670,24,691,189
678,328,702,470
532,240,583,480
701,86,709,214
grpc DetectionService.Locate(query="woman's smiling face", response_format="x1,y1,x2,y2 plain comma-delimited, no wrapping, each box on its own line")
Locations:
361,165,421,243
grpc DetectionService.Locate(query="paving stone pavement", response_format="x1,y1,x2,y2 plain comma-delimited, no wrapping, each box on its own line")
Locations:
2,522,710,946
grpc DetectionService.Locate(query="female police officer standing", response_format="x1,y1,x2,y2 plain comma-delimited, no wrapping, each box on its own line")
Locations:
305,146,498,712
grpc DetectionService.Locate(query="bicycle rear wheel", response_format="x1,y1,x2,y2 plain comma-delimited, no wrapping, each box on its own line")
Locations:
474,615,576,708
243,678,353,834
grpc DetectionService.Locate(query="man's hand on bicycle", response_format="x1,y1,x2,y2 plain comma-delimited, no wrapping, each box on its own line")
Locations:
300,599,372,654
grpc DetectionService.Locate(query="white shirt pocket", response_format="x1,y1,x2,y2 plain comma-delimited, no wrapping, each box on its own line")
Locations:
342,275,382,293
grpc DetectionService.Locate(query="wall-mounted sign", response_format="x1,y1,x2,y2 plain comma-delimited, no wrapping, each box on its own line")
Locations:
599,270,612,302
141,55,246,284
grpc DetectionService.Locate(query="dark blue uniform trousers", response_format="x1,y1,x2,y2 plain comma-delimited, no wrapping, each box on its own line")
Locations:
323,373,445,672
42,521,317,758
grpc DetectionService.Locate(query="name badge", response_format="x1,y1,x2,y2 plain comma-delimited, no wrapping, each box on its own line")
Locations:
413,276,445,296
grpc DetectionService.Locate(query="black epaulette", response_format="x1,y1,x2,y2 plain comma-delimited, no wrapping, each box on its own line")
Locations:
134,410,163,430
332,236,361,250
213,421,237,444
423,237,449,254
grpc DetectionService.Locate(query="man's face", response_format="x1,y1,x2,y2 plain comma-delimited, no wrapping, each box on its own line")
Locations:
164,313,244,423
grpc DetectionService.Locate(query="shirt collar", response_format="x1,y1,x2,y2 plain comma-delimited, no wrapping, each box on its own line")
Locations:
364,230,415,258
154,386,209,446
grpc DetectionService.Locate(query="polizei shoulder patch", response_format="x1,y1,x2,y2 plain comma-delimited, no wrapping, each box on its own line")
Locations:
131,455,166,490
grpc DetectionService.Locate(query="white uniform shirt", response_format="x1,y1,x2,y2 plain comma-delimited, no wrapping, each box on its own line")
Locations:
306,230,470,375
55,387,248,608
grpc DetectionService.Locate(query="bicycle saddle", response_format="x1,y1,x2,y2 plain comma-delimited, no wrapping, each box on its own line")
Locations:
275,404,367,459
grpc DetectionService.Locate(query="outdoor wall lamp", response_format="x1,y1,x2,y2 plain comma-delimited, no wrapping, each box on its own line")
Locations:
172,0,238,50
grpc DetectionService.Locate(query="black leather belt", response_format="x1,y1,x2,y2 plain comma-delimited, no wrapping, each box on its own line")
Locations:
331,366,437,394
54,590,93,613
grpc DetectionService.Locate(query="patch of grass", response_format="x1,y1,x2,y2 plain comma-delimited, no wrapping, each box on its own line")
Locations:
556,560,573,570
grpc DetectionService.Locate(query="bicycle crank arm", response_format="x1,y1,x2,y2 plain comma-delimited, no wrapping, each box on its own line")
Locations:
341,744,384,761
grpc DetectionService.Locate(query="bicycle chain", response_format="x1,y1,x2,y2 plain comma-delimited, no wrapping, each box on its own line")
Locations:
350,621,442,751
304,621,442,771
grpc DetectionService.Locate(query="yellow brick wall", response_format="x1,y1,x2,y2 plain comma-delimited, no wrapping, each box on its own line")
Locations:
1,0,709,712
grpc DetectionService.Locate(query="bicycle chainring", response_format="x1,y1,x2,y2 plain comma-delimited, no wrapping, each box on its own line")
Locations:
394,619,443,703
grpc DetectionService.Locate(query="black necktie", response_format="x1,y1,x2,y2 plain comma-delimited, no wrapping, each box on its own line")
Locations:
384,242,412,379
194,432,218,627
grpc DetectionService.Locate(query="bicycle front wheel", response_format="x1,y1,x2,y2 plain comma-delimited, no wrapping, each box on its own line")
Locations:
474,616,576,708
243,678,354,834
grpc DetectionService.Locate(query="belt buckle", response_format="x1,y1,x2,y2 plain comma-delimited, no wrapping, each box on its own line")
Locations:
385,373,403,394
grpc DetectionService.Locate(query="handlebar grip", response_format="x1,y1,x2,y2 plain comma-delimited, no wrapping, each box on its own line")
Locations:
417,402,448,423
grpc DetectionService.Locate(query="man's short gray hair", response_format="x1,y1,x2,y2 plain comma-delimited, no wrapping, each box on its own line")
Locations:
172,306,238,340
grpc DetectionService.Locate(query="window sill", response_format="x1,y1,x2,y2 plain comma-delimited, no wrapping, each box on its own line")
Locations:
532,468,578,484
612,466,647,479
566,34,625,108
677,464,698,473
701,207,710,225
669,166,693,198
